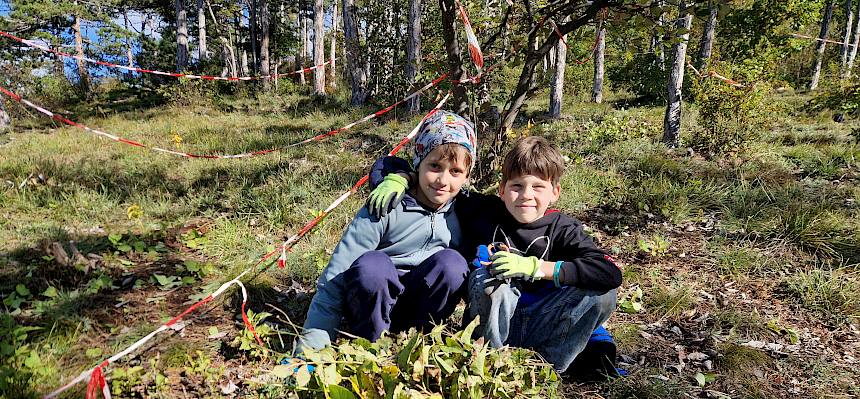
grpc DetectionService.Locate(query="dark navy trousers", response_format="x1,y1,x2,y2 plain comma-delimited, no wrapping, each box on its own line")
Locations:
342,249,469,341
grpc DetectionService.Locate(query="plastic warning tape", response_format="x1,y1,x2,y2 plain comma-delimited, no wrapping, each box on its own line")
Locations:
0,73,449,159
789,32,856,47
41,94,450,399
454,0,484,83
686,62,745,88
0,30,332,81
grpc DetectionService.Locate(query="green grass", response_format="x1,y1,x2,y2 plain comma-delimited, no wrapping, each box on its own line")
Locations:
2,86,860,398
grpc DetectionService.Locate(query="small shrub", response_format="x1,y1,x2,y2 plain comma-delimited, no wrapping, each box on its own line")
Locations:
687,68,769,155
608,53,668,102
281,319,558,398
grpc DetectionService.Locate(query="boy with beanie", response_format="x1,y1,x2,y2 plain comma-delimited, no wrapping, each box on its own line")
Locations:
296,111,478,353
367,135,621,378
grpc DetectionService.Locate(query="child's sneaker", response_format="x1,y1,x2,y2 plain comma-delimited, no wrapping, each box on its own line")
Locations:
564,326,620,382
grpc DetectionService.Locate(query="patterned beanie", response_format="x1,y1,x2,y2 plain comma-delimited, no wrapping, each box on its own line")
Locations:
412,110,478,170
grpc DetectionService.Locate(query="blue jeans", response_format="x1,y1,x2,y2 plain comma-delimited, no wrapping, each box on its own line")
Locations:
466,267,617,372
342,249,469,341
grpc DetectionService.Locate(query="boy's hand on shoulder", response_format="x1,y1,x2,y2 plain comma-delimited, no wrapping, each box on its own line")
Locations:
367,173,409,219
488,251,546,281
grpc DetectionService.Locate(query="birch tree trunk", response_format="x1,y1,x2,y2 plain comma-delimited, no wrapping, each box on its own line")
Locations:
847,1,860,77
653,0,666,69
123,12,135,69
330,0,338,88
548,21,567,118
176,0,189,71
73,13,89,93
260,0,271,88
197,0,207,61
298,10,307,85
841,0,853,77
221,36,237,77
439,0,468,114
406,0,422,113
662,1,693,148
0,99,10,133
697,3,717,70
810,1,835,90
248,0,259,73
592,20,606,104
313,0,326,94
343,0,369,105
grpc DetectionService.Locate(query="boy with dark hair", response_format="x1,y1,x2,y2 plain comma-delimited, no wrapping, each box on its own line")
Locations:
295,111,477,353
368,136,622,377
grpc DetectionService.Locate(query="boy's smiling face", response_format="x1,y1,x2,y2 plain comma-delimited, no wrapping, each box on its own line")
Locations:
498,174,560,223
411,145,470,209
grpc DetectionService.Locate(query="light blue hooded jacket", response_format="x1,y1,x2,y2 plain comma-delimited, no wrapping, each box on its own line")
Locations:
296,193,462,352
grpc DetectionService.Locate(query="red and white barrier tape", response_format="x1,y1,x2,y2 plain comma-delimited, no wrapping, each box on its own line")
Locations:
454,0,484,83
0,30,332,82
0,73,449,159
42,94,450,399
45,276,256,399
789,32,856,47
686,63,746,88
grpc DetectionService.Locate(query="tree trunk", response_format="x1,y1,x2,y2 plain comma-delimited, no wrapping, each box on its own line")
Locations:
406,0,422,113
697,3,717,70
343,0,369,105
73,13,89,93
653,0,666,69
662,1,693,148
241,49,249,76
548,19,568,118
222,36,237,77
0,99,10,133
847,1,860,77
810,1,835,90
841,0,854,77
197,0,207,62
313,0,326,94
439,0,468,114
176,0,189,71
260,0,271,89
248,0,259,74
50,22,65,77
297,10,306,85
592,20,606,104
330,0,338,88
123,12,135,69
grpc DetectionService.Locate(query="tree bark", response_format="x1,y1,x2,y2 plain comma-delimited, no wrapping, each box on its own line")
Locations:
548,19,568,118
330,0,338,88
313,0,326,94
73,13,89,93
652,0,666,69
439,0,468,114
248,0,259,74
221,36,237,77
260,0,271,89
343,0,369,105
406,0,422,113
810,1,835,90
197,0,207,62
298,9,307,85
592,20,606,104
0,99,10,133
176,0,189,71
841,0,854,77
123,12,135,69
697,3,717,70
847,1,860,77
662,1,693,148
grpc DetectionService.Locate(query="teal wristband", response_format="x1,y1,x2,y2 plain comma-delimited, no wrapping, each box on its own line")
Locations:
553,261,563,288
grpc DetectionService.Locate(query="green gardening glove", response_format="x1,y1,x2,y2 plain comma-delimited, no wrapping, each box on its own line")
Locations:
367,173,409,219
487,251,545,281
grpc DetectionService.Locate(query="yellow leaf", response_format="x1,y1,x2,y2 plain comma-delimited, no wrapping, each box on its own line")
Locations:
126,204,143,220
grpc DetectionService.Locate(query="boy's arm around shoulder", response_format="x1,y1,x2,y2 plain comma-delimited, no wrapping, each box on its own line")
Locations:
553,214,622,292
297,206,385,353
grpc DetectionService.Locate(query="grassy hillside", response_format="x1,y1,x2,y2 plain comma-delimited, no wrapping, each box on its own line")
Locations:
1,87,858,398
